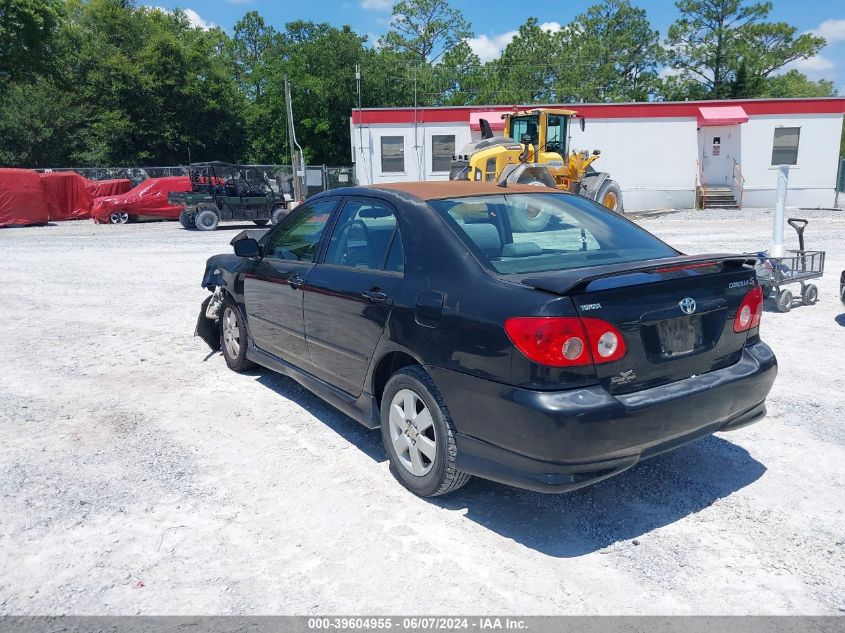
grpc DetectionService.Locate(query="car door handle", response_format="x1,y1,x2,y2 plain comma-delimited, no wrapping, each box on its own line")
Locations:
362,290,388,303
289,274,305,290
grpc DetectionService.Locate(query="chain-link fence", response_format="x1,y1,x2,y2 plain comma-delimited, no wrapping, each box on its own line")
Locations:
35,165,356,194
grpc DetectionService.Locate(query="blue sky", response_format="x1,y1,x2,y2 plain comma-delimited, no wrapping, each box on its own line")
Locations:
158,0,845,93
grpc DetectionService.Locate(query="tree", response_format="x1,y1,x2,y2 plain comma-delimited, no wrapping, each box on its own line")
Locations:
488,18,565,103
0,0,63,81
665,0,825,98
380,0,472,63
229,11,284,162
759,70,836,98
431,41,485,105
0,0,247,166
277,21,374,164
564,0,663,102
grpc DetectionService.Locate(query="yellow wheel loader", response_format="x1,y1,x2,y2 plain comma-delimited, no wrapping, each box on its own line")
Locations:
449,108,623,226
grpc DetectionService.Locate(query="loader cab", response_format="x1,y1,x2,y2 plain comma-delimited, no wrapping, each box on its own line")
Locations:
506,110,570,157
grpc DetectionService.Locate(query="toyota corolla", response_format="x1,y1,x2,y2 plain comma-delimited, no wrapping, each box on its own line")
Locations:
195,181,777,497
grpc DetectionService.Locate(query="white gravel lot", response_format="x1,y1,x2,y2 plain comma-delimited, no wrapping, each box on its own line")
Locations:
1,207,844,615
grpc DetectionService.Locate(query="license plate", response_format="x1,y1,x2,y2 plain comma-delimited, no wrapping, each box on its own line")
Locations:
657,316,703,356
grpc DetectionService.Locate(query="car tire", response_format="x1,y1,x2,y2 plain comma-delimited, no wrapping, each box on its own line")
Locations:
508,193,550,233
109,211,130,224
380,366,471,497
179,208,195,229
220,298,254,372
776,288,793,313
801,283,818,306
839,270,845,305
272,207,288,225
194,208,219,231
253,219,269,226
597,180,624,213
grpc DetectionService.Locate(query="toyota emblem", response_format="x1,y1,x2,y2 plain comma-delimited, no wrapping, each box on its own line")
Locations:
679,297,697,315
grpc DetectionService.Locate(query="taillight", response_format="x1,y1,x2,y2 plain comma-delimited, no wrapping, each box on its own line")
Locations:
504,317,626,367
582,318,627,363
733,286,763,333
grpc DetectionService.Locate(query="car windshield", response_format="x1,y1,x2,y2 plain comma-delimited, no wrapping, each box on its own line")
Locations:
428,193,677,275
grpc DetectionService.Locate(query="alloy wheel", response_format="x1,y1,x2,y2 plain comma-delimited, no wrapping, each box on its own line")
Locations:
388,389,437,476
110,212,129,224
222,307,240,359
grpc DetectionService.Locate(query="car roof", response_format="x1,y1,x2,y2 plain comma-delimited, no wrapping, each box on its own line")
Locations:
370,181,567,201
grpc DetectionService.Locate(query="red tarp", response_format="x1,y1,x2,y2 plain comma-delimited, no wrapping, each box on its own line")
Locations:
39,172,94,221
91,176,192,223
84,177,133,198
0,169,49,227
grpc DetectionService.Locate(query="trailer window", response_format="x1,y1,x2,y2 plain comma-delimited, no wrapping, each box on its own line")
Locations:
431,135,455,173
772,127,800,166
381,136,405,173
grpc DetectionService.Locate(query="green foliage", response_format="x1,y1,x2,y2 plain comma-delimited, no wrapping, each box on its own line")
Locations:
758,70,836,98
0,0,63,80
665,0,826,98
0,0,838,168
380,0,472,62
563,0,663,102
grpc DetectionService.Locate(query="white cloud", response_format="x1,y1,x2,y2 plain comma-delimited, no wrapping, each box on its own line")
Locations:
468,23,560,63
782,54,836,78
467,31,518,62
810,18,845,45
182,8,215,30
144,5,216,30
361,0,393,9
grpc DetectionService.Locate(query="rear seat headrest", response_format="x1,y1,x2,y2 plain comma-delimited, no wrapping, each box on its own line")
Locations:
462,223,501,257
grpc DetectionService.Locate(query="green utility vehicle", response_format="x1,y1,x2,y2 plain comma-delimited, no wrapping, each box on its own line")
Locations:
169,161,292,231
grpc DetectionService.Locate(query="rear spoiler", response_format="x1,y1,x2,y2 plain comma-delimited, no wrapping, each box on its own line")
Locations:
519,254,757,296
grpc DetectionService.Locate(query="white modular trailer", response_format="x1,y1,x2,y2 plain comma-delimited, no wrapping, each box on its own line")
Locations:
350,98,845,211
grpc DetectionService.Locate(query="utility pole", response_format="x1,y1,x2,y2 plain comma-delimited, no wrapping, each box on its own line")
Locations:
355,63,367,185
413,64,423,180
285,76,305,202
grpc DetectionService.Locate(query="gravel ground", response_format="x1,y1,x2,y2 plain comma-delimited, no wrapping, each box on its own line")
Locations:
1,207,844,615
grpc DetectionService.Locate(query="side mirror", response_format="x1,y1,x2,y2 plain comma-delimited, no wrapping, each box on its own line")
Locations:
592,149,601,156
234,238,260,258
580,118,586,132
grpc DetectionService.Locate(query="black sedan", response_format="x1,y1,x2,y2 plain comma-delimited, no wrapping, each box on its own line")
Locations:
196,181,777,497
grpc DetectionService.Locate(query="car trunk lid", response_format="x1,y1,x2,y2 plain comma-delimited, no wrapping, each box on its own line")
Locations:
520,255,759,394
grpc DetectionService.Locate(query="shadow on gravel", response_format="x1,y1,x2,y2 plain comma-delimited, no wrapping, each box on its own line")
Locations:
253,370,385,463
250,366,765,558
433,435,765,557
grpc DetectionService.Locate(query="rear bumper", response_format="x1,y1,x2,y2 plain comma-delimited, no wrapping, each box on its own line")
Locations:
426,341,777,493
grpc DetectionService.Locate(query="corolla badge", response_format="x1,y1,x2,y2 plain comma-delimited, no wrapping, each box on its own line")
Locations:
679,297,697,315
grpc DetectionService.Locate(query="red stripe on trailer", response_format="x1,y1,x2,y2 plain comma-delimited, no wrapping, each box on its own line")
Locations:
351,98,845,125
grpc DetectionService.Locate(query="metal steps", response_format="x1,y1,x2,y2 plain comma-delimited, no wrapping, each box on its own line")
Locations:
698,186,739,209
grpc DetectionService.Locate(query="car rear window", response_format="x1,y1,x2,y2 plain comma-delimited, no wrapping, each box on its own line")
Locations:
428,193,677,274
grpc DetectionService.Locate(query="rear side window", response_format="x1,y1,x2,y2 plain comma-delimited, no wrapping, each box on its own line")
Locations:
324,199,400,271
429,193,676,275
